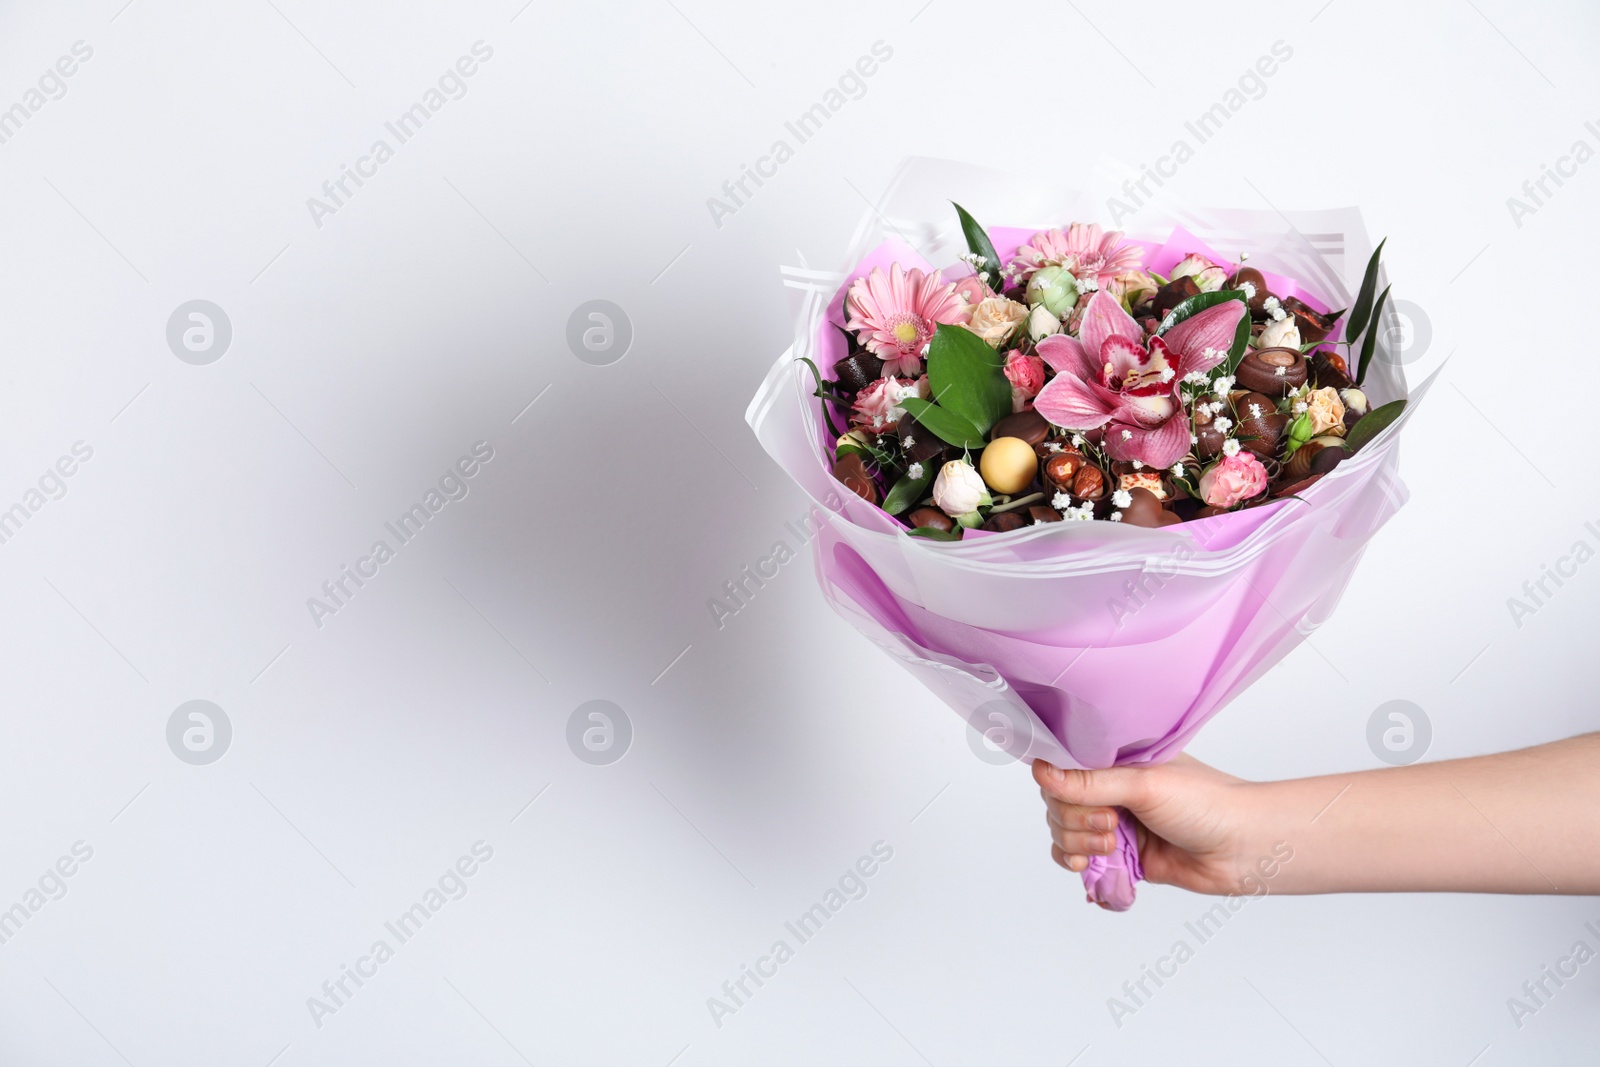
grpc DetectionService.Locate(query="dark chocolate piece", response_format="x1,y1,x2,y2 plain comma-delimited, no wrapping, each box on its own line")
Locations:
832,352,883,393
981,511,1027,533
906,506,954,533
1309,349,1353,391
991,409,1051,447
1227,266,1270,312
1028,506,1063,524
831,452,878,505
1152,275,1201,319
1281,297,1334,344
897,412,949,465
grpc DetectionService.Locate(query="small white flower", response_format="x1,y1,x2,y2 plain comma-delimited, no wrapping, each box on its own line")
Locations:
1132,460,1144,470
1046,441,1063,453
1270,306,1287,322
907,462,924,480
1052,491,1073,511
1210,401,1227,415
1183,370,1210,385
1190,433,1200,444
1121,429,1133,441
1238,281,1256,301
1170,462,1185,478
1263,296,1281,312
1239,251,1251,261
1112,489,1132,508
1274,365,1286,377
1248,403,1263,418
1109,511,1124,522
1213,417,1233,433
1159,367,1175,383
1222,439,1241,457
1071,434,1085,447
1212,375,1235,397
903,434,916,448
1292,402,1307,414
1077,276,1099,292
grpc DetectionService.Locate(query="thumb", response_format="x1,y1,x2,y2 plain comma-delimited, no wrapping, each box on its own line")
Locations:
1031,759,1157,811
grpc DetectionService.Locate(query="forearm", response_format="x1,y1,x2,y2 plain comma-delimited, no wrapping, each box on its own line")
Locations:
1257,734,1600,894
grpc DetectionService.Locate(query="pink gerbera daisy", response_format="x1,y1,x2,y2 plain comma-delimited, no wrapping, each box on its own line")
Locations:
1009,222,1145,288
845,263,967,378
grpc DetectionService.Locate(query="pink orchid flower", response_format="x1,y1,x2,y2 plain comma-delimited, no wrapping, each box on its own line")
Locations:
1033,290,1247,468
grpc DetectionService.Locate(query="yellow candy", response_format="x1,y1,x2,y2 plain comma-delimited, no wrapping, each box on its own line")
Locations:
978,436,1036,495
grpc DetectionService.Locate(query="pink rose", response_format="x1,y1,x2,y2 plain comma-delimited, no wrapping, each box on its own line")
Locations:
1003,352,1046,398
1198,451,1269,508
850,376,926,432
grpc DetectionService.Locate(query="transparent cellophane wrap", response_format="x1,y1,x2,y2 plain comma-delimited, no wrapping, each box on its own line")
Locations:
747,158,1432,909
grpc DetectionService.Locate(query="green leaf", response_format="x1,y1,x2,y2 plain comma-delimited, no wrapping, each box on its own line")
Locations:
1223,307,1253,374
898,397,986,449
1157,289,1248,336
925,323,1011,435
1344,238,1387,343
907,526,964,541
952,202,1003,282
1343,398,1405,452
1355,284,1391,386
882,467,934,516
795,356,843,440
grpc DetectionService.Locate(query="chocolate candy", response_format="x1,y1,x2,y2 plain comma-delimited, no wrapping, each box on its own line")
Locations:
981,510,1027,533
1235,346,1307,397
979,437,1038,495
1274,474,1323,498
1227,266,1271,312
1072,465,1106,501
1233,392,1288,460
1118,471,1166,500
1117,487,1175,528
1309,349,1352,391
831,452,878,505
1284,436,1346,481
897,412,949,465
906,506,954,533
1281,297,1334,344
1194,405,1225,460
991,409,1051,447
1028,506,1062,524
832,352,883,393
1152,275,1200,319
1041,448,1086,492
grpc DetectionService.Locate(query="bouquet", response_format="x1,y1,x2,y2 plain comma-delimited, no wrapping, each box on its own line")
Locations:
748,161,1431,909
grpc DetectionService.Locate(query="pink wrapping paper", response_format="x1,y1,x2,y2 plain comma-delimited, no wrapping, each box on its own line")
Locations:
749,159,1427,909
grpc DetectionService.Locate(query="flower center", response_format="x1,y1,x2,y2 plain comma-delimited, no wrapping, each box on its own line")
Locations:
892,320,921,345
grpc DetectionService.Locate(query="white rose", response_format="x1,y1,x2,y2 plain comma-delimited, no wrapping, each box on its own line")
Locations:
1256,315,1301,350
1026,304,1061,342
932,459,987,516
966,297,1030,347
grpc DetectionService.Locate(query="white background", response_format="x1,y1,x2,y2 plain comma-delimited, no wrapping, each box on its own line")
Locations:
0,0,1596,1063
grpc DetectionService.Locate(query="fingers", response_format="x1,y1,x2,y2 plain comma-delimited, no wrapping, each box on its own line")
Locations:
1045,809,1119,858
1032,759,1153,810
1044,799,1119,833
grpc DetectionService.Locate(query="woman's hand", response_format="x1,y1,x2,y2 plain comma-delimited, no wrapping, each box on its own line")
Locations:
1035,733,1600,898
1033,755,1275,896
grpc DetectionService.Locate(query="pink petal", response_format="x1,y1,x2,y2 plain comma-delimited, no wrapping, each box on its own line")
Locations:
1035,334,1096,378
1100,334,1151,381
1034,373,1116,430
1164,299,1247,377
1104,412,1191,468
1077,290,1144,358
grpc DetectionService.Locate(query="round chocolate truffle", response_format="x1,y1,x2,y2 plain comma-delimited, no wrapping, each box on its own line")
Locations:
1235,346,1308,397
979,437,1038,495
